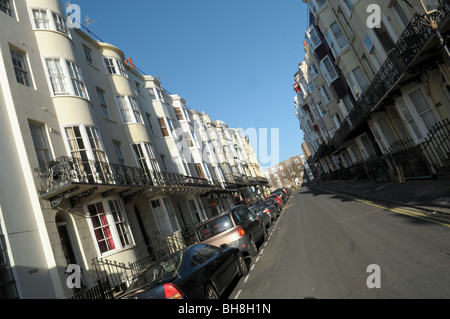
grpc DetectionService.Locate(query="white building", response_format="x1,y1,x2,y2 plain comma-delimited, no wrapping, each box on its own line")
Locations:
0,0,268,299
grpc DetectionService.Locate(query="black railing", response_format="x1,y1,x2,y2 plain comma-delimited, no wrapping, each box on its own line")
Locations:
35,156,214,197
85,231,189,298
421,118,450,174
331,0,450,150
69,279,114,300
324,119,450,182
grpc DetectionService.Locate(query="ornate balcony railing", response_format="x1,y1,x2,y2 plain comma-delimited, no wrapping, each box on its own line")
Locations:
330,0,450,150
34,156,213,198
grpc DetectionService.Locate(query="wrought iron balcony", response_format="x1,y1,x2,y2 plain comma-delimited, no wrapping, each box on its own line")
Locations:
330,0,450,150
34,156,213,206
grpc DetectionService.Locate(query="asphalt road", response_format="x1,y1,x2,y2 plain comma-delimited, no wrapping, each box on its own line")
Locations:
228,186,450,299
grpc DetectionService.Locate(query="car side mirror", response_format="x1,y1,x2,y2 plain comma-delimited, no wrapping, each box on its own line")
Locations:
220,244,229,250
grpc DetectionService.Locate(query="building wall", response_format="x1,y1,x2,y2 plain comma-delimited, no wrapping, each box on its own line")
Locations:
0,0,268,299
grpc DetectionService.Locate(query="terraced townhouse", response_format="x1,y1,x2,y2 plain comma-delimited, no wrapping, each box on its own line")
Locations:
0,0,268,298
295,0,450,183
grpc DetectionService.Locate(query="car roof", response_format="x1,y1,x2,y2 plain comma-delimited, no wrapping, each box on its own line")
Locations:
195,205,245,228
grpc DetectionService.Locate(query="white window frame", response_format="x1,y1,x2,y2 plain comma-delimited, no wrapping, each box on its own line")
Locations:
320,56,339,84
10,48,32,87
97,89,111,120
103,56,128,78
132,142,161,173
31,8,50,30
347,66,369,98
66,60,88,99
52,12,68,34
369,114,397,153
43,57,88,99
317,100,328,117
62,124,108,162
326,21,348,56
319,85,333,104
85,197,134,257
310,63,320,78
115,95,144,124
306,25,322,49
29,7,70,36
29,121,51,165
355,134,377,159
395,85,438,142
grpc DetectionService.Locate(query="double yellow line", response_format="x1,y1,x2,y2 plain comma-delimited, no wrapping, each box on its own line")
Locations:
355,198,450,229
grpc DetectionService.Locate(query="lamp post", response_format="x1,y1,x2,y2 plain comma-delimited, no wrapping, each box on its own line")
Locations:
404,0,450,59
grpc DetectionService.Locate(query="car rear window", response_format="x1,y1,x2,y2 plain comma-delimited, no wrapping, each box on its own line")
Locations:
196,215,234,241
256,202,269,209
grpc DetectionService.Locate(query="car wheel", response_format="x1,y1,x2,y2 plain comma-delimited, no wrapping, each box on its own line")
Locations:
237,253,248,276
205,284,219,299
248,237,258,257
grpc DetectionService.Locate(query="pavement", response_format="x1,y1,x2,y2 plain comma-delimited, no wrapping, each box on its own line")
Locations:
305,178,450,217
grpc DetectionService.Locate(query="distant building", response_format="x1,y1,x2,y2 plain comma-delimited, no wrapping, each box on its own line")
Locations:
263,155,305,189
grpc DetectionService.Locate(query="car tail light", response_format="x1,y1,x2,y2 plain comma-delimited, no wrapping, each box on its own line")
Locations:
237,227,245,237
164,283,184,299
265,209,270,214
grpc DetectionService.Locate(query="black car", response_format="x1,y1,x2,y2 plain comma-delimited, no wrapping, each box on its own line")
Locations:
252,200,280,222
249,205,272,229
119,243,248,299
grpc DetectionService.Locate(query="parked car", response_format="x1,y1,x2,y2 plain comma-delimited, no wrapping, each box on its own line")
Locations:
282,187,292,197
254,200,280,221
265,197,282,214
195,205,267,257
265,194,283,208
249,205,272,229
271,190,287,204
119,243,248,299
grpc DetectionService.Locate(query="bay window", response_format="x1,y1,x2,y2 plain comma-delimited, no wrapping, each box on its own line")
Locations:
32,9,50,29
320,56,338,84
66,61,88,98
115,95,144,124
44,58,88,98
306,25,322,49
103,57,128,78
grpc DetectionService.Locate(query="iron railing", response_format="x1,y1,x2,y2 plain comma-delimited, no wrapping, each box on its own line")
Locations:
84,230,190,298
331,0,450,150
324,119,450,182
34,156,213,196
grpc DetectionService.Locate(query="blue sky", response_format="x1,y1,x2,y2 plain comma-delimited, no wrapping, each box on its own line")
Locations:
67,0,308,168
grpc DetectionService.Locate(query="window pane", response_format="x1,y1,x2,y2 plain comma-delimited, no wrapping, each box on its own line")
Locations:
88,203,116,254
409,89,437,131
108,200,131,247
46,58,69,94
29,123,50,164
33,9,50,29
10,49,30,86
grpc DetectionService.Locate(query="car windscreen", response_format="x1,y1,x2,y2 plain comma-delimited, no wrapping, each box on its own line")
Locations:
125,251,184,292
196,215,234,241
